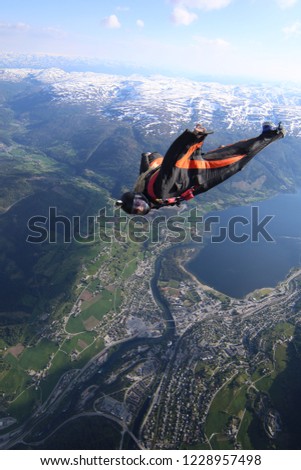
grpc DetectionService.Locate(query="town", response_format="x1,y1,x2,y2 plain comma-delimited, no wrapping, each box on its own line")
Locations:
1,220,301,450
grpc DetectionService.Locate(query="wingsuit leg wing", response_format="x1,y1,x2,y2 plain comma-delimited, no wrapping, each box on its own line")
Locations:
192,126,285,196
153,128,210,199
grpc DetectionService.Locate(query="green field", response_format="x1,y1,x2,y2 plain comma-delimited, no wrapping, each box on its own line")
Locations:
39,336,104,402
8,388,41,422
205,373,248,449
19,340,58,371
0,203,142,426
121,258,138,280
204,322,299,450
61,332,96,354
0,364,29,397
66,289,114,334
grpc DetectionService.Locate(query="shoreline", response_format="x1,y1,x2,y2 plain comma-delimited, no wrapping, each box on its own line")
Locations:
177,245,301,301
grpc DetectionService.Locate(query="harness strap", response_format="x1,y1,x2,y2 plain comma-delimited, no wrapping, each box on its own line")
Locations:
146,170,177,205
146,169,160,201
147,169,196,206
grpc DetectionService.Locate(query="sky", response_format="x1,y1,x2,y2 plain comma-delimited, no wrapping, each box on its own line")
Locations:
0,0,301,82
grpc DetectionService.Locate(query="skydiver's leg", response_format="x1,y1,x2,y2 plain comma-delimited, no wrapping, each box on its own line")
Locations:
160,129,207,175
203,127,284,161
193,129,285,195
154,129,208,198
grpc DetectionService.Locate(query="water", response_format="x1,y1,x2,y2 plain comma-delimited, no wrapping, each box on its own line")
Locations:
186,192,301,298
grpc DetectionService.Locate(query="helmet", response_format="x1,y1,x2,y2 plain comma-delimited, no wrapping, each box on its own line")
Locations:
116,192,151,215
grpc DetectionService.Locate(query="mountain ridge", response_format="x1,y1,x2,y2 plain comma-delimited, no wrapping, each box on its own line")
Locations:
1,67,301,137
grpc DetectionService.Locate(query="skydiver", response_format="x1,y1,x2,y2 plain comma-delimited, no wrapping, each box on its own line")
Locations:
116,122,286,215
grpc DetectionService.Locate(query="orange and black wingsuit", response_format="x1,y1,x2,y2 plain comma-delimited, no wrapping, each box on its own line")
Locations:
117,123,285,214
138,123,285,208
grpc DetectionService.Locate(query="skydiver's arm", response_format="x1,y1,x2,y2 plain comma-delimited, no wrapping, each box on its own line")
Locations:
139,152,163,174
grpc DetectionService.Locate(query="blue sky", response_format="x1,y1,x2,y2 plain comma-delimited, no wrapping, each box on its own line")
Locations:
1,0,301,82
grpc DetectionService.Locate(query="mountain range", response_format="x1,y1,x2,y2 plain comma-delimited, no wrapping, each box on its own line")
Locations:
1,67,301,137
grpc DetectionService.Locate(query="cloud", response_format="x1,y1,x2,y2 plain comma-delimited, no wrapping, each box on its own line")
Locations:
170,0,232,11
194,35,230,47
42,26,67,39
282,20,301,36
276,0,298,9
0,21,68,46
102,14,121,29
0,21,31,32
0,22,68,39
170,0,232,25
136,19,145,28
171,6,198,25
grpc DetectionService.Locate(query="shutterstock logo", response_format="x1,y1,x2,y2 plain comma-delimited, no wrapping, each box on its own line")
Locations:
26,206,275,245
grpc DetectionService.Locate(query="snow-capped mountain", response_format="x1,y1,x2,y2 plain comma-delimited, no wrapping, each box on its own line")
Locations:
1,67,300,136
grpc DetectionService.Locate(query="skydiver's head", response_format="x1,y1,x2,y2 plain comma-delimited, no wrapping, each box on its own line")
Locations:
115,192,151,215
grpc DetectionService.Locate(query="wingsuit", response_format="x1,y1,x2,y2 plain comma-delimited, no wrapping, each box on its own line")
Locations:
116,122,285,215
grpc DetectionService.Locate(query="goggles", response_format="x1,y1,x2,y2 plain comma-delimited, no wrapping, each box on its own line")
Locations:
131,196,150,215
